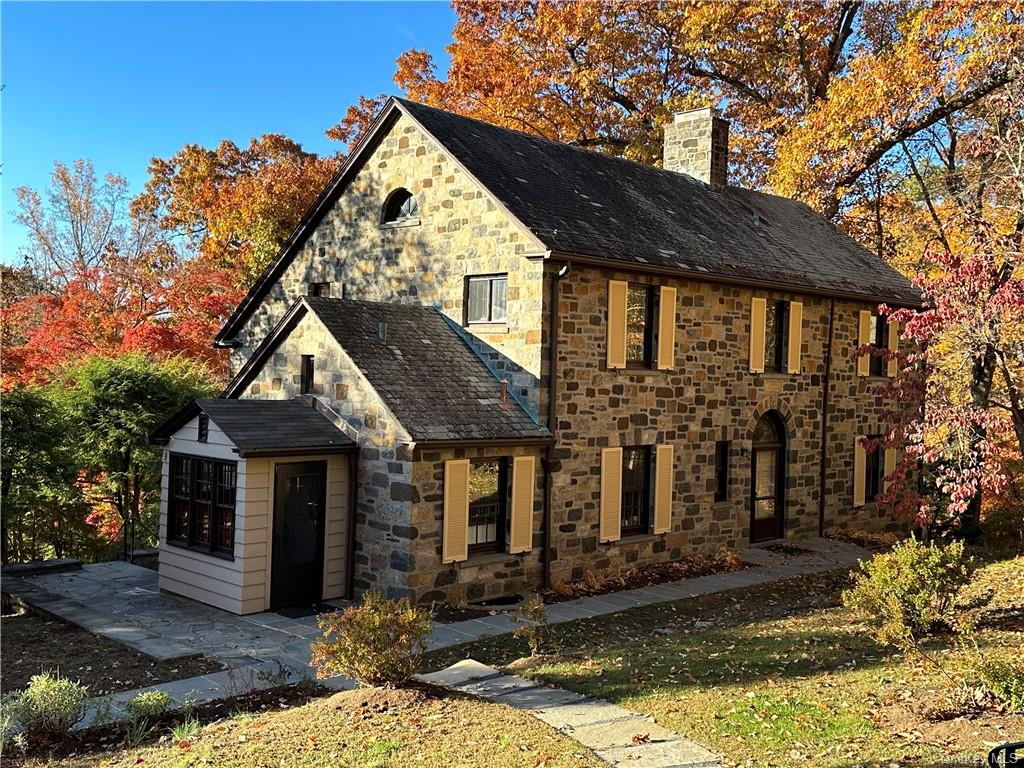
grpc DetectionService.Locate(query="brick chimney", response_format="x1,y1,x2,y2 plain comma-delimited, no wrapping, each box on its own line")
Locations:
662,107,729,190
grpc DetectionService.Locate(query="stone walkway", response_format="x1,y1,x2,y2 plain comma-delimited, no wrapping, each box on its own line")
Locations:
2,537,869,732
420,660,720,767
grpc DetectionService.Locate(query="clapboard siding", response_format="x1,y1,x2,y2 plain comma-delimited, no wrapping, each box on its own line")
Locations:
159,417,351,614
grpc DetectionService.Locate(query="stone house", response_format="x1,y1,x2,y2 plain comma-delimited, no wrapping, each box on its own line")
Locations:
151,98,920,614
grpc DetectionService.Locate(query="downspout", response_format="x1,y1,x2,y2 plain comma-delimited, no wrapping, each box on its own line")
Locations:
345,450,359,599
818,298,836,537
542,262,569,589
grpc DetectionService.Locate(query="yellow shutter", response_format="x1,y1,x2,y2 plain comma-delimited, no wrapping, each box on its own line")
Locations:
442,459,470,563
749,297,766,373
653,444,674,534
509,455,536,554
607,280,628,369
857,310,872,377
887,321,899,377
657,286,677,370
883,447,898,492
599,447,622,542
853,436,866,507
787,301,803,374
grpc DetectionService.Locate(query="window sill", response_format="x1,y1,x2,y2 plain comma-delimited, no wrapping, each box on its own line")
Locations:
466,323,509,334
755,371,795,379
165,539,234,562
460,550,526,567
611,533,662,545
378,218,421,230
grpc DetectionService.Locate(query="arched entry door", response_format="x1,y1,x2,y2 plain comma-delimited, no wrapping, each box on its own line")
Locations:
750,411,786,542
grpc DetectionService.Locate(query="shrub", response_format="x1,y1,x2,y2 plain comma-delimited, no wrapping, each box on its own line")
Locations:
842,538,982,649
972,656,1024,713
310,591,432,687
513,595,551,656
9,673,88,736
125,690,173,721
1,692,25,748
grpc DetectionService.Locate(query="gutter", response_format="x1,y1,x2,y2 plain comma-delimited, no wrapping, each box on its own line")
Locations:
345,450,359,599
543,262,569,589
818,298,836,536
410,436,554,451
534,250,924,309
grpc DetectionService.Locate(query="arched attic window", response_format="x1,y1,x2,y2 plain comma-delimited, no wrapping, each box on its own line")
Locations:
381,188,419,224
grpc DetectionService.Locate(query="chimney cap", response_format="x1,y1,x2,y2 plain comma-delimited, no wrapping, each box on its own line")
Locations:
672,106,724,123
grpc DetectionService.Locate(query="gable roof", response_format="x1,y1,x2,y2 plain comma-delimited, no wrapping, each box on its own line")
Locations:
226,297,553,446
217,97,920,343
151,398,355,457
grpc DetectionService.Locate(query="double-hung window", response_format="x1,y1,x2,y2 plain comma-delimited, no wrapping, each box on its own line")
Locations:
168,454,237,557
714,441,730,502
626,285,656,366
466,274,508,324
869,314,886,377
467,458,508,554
763,300,789,373
864,435,885,500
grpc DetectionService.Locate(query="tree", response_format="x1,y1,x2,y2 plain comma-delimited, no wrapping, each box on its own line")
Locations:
883,56,1024,533
49,354,217,558
133,135,341,286
0,386,100,564
4,161,239,384
344,1,1022,220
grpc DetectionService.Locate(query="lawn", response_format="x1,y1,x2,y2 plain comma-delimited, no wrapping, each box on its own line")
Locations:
0,608,220,695
426,555,1024,767
25,685,601,768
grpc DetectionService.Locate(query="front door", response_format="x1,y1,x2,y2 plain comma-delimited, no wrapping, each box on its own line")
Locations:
271,461,326,608
750,412,786,542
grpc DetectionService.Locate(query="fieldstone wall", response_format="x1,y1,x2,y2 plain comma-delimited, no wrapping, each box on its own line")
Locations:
240,310,418,599
543,263,907,586
231,112,547,419
409,444,547,605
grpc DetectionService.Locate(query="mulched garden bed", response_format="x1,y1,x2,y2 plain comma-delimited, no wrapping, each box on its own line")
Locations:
0,607,221,694
1,681,327,765
538,551,754,605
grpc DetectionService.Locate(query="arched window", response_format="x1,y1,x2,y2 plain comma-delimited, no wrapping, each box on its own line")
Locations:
751,410,786,542
381,188,419,224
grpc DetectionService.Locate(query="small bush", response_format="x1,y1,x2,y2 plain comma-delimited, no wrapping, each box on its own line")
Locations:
513,595,551,656
972,656,1024,713
125,690,173,721
842,538,982,648
310,591,432,687
9,673,88,737
1,692,25,748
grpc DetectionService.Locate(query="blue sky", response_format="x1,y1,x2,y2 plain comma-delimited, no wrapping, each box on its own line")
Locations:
1,1,456,262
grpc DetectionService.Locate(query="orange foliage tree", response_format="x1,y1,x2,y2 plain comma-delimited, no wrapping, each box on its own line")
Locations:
133,135,341,286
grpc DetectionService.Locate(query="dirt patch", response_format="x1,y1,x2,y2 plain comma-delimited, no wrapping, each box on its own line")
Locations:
0,608,221,694
875,701,1023,757
327,684,432,713
539,551,752,604
828,528,900,551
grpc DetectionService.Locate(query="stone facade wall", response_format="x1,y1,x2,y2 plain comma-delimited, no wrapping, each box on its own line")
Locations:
231,112,547,419
240,310,418,599
543,263,906,586
407,444,547,605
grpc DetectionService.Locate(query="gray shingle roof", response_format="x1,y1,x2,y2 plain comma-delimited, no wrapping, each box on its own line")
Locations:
304,297,551,444
152,399,355,456
398,98,921,305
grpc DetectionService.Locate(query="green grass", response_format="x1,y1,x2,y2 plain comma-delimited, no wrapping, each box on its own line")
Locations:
426,555,1024,767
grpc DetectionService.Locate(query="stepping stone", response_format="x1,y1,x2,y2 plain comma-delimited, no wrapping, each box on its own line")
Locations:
459,674,542,698
417,659,500,687
594,738,721,768
495,684,587,711
532,700,636,730
568,716,679,748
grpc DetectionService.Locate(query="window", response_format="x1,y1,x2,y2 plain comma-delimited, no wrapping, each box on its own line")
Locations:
466,274,508,324
300,355,314,395
869,314,886,377
468,458,508,554
626,285,656,366
168,454,237,556
763,300,789,372
381,188,419,224
197,414,209,443
621,447,652,535
308,282,330,298
864,435,885,500
714,441,730,502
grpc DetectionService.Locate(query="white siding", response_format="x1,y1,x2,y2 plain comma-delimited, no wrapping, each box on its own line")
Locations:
158,415,351,614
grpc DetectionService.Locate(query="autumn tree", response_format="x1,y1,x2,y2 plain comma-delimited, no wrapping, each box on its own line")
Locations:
339,1,1022,221
134,135,341,285
4,161,238,383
